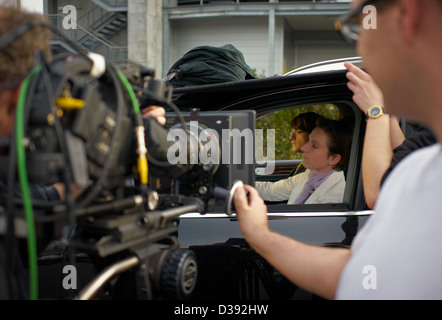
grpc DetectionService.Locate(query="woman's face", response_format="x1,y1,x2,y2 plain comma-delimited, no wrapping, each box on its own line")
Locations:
300,127,340,173
290,127,310,153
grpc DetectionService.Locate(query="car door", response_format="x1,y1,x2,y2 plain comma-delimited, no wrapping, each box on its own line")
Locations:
173,69,373,299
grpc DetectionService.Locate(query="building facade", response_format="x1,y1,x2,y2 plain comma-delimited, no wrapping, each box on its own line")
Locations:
46,0,355,78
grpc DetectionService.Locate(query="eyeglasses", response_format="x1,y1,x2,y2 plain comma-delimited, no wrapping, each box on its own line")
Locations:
335,0,377,44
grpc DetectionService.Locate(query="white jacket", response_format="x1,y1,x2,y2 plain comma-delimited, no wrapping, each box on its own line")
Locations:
256,170,346,204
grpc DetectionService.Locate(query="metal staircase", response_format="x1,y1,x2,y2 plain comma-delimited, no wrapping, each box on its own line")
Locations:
91,0,128,12
76,11,127,50
79,1,128,61
93,12,127,40
50,0,128,62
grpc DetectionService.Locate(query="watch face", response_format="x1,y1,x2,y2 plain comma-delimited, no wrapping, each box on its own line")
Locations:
369,106,382,118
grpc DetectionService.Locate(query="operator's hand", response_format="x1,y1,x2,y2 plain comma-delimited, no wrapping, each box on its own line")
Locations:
53,182,83,201
233,185,270,241
143,105,166,126
344,62,384,115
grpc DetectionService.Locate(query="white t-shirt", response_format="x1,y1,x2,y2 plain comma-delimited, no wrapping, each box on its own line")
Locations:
337,144,442,299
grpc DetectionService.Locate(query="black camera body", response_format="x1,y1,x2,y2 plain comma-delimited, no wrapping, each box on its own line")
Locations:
147,109,256,212
0,52,256,300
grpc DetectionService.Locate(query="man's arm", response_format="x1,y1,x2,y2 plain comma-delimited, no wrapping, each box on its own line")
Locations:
361,115,395,209
234,185,351,300
345,62,405,209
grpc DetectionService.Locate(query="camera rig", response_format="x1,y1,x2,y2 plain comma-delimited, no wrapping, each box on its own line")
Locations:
0,49,255,300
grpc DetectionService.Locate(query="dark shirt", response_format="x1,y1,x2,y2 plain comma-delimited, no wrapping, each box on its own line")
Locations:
381,126,437,185
0,182,59,299
0,182,60,204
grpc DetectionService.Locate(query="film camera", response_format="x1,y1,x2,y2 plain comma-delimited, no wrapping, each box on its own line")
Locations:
0,51,255,300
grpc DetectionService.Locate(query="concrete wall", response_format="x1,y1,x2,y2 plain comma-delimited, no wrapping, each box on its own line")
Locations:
170,16,285,77
292,30,356,68
128,0,163,76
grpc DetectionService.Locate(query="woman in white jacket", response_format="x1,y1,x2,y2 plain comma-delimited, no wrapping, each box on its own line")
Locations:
256,117,353,204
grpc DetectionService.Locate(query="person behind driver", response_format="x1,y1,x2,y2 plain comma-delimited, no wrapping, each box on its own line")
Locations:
289,112,323,176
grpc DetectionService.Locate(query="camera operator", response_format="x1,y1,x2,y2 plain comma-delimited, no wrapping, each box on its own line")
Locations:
0,7,56,201
0,6,54,300
0,5,167,299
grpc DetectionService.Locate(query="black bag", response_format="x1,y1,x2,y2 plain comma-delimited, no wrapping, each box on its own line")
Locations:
164,44,256,88
163,44,256,110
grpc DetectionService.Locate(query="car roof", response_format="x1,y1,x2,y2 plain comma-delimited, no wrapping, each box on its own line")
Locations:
284,57,363,76
170,57,361,111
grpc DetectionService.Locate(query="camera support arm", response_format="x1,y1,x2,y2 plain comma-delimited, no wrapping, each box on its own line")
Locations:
75,255,140,300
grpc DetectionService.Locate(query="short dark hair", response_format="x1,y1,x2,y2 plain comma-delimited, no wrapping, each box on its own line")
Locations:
291,112,323,134
315,117,353,172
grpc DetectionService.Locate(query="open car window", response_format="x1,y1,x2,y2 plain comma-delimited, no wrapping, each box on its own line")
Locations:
254,102,362,212
255,104,342,179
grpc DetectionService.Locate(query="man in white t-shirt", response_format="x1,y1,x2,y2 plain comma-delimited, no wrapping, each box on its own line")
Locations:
337,144,442,299
233,0,442,299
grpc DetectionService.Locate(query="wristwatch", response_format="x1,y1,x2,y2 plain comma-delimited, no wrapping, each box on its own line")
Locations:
367,105,385,119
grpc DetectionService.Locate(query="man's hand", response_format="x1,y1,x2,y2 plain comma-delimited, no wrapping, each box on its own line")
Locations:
142,105,166,126
233,185,269,241
53,183,83,201
344,62,384,115
233,184,350,299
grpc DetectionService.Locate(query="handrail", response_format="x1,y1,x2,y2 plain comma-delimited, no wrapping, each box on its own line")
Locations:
91,0,128,12
48,14,116,48
76,3,106,31
47,14,127,61
168,0,351,7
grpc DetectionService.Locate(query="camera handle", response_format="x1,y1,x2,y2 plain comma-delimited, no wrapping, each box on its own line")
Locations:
213,180,244,216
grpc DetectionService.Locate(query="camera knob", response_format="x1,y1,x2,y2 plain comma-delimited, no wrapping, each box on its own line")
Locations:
160,249,198,300
146,191,159,211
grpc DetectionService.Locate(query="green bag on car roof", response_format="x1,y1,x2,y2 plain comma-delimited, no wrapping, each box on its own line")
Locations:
163,44,256,110
164,44,256,88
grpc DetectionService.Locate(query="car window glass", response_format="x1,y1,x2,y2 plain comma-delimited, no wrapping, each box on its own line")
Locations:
255,103,356,211
255,104,341,162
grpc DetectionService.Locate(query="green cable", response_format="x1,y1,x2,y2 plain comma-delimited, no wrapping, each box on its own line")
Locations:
115,68,141,115
14,66,140,300
16,65,41,300
115,68,150,185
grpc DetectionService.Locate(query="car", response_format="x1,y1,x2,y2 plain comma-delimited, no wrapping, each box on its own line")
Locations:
165,57,371,300
35,57,412,300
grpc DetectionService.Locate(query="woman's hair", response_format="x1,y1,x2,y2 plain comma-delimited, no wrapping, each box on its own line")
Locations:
316,117,354,172
291,112,323,134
